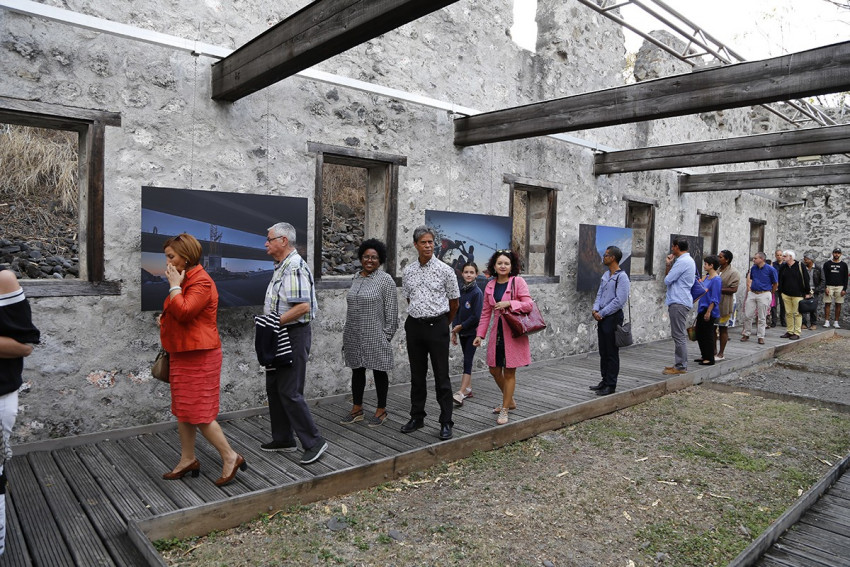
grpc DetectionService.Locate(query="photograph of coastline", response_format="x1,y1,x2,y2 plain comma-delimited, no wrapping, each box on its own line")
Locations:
141,186,308,310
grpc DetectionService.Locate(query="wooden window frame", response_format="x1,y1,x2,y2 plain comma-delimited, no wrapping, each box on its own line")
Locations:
749,218,766,259
698,212,720,256
504,174,560,281
308,142,405,289
624,197,657,279
0,97,121,297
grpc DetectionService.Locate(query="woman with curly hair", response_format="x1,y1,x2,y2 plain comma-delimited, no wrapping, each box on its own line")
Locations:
340,239,399,426
473,249,533,425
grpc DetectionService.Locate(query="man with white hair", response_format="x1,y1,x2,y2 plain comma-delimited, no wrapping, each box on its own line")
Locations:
777,250,811,340
260,222,328,465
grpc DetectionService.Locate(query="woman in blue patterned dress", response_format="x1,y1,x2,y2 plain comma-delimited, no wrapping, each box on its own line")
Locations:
340,239,399,426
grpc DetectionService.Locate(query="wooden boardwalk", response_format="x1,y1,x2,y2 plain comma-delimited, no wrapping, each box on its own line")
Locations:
756,469,850,567
0,329,837,566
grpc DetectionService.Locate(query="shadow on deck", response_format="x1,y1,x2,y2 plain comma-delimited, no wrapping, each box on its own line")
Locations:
0,329,838,566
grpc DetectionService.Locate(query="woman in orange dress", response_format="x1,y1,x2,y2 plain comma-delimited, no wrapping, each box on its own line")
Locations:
158,233,246,487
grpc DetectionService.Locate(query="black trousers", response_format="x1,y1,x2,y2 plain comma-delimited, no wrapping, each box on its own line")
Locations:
351,368,389,408
597,310,623,388
770,294,786,326
405,316,453,426
696,310,717,363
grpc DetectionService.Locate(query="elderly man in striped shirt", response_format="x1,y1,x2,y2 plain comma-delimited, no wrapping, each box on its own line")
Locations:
261,222,328,465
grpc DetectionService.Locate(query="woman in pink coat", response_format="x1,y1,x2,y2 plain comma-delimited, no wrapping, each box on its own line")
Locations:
473,249,533,425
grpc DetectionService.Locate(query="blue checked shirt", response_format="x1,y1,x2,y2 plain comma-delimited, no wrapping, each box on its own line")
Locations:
264,250,317,324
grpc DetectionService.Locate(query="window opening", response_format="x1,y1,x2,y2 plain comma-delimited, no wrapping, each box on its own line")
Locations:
311,143,404,280
749,220,765,260
698,214,719,256
510,184,556,276
625,201,655,276
0,123,80,280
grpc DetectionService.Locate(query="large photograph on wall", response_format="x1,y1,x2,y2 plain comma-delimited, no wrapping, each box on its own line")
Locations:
424,209,512,282
669,234,705,276
577,224,633,292
141,186,308,311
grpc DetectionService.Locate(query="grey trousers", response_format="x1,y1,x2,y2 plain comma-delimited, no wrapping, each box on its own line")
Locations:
265,324,322,450
668,303,690,370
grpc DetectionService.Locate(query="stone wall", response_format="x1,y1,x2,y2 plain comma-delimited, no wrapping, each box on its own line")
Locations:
1,0,786,441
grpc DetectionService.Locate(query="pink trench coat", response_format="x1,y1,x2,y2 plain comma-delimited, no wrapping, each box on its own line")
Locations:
476,276,534,368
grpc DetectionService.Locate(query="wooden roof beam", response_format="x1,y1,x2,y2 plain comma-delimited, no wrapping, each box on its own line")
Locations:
211,0,460,102
678,163,850,193
595,124,850,174
454,41,850,146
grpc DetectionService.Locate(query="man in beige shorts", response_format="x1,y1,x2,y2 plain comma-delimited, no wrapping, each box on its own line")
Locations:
822,248,848,328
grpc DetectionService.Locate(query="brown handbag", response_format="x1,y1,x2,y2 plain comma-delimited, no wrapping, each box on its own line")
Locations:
501,277,546,338
152,349,170,383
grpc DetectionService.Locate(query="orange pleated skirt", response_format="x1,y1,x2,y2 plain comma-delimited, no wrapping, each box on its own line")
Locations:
169,347,222,424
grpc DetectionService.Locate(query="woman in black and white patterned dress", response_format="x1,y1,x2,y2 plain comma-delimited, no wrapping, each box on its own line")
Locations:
340,239,399,426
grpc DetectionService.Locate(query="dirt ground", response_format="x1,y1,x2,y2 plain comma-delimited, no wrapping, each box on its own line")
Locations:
160,337,850,567
710,335,850,405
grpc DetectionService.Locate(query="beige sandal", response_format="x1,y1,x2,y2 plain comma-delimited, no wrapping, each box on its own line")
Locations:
496,408,509,425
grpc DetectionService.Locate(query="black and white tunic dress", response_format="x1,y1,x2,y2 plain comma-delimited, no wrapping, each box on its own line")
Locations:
342,270,399,372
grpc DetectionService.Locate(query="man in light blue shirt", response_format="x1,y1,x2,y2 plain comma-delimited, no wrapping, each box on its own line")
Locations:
591,246,630,395
663,238,695,375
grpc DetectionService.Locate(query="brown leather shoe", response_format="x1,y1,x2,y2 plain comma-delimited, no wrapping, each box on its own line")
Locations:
790,334,800,340
740,335,749,342
215,454,247,487
758,338,765,344
662,367,687,375
162,459,200,480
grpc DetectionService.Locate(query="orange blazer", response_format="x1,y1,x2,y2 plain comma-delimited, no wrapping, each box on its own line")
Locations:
160,265,221,353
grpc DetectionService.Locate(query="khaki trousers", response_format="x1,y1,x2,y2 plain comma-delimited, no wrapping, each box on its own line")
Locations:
782,294,803,336
742,291,771,339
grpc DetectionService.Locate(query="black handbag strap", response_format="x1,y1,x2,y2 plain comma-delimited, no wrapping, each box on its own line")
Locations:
613,271,631,323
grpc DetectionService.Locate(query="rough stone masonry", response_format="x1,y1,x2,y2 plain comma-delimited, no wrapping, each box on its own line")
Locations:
0,0,808,441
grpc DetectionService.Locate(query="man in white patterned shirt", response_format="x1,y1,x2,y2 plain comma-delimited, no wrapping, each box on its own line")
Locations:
260,222,327,465
400,226,460,440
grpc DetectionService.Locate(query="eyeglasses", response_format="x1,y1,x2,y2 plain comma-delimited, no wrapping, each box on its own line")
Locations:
266,235,285,243
361,255,379,261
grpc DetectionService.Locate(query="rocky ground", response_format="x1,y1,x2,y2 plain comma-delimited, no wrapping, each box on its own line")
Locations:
159,337,850,567
0,187,80,279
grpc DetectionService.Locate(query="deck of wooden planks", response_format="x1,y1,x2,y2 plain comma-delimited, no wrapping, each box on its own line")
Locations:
0,329,838,566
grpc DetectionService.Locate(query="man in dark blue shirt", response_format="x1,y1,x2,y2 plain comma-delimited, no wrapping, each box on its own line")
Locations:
741,252,778,344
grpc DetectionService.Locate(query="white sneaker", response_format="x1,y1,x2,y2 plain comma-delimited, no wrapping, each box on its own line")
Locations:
835,322,841,329
824,321,831,328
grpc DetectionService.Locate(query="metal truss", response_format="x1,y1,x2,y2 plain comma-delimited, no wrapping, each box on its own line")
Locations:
575,0,846,128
